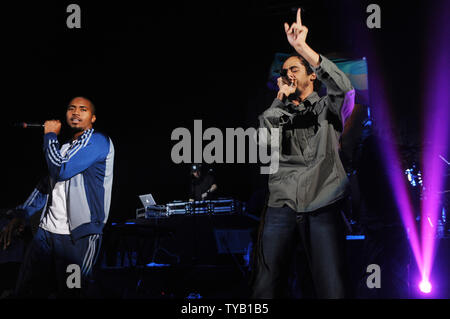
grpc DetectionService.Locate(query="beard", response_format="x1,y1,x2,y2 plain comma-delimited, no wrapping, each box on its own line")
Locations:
68,125,84,133
288,79,311,101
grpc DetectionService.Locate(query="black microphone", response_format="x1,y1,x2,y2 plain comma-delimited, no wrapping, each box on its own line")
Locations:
14,122,44,129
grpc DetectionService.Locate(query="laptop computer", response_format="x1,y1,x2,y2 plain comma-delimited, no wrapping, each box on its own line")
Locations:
139,193,156,208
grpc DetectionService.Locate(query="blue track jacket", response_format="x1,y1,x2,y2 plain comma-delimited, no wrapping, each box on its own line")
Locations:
15,128,114,241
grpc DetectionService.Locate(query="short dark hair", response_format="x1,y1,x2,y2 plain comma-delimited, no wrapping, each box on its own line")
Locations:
286,54,322,92
68,96,96,115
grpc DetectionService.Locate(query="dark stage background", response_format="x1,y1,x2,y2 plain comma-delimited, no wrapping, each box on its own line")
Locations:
0,0,431,222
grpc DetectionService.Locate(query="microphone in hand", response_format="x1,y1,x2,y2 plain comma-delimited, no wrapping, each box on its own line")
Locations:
14,122,44,129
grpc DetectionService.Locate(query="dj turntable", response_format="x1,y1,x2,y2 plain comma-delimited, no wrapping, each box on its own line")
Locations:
136,198,246,219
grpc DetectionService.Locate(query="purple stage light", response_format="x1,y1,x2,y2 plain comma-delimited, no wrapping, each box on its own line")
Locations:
368,60,423,274
381,141,423,273
420,0,450,290
419,280,432,294
368,1,450,296
342,0,449,297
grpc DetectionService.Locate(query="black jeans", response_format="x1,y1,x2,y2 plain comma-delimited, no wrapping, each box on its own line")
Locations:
252,203,347,298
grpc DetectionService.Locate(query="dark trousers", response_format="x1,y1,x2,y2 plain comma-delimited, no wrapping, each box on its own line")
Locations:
14,227,102,298
252,203,347,299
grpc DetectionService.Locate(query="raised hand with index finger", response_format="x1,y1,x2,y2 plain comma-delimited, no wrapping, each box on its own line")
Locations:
283,8,320,68
284,9,309,51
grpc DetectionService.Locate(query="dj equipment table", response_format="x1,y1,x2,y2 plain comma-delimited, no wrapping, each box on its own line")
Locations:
103,199,256,268
135,198,246,219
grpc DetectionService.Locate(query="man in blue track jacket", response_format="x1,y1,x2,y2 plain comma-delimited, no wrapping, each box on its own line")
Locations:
0,96,114,297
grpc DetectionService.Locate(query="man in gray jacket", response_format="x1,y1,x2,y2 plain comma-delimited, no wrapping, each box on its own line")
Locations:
252,9,355,298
